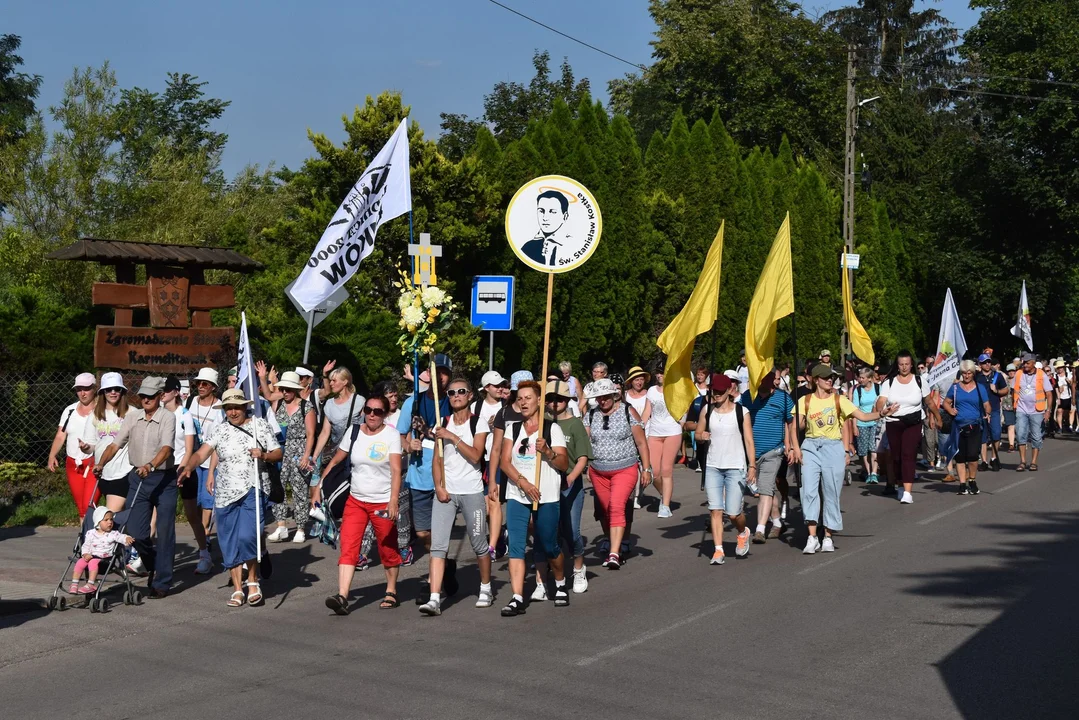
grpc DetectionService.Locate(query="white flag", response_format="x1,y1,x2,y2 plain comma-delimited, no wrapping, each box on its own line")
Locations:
926,288,968,392
1009,280,1033,352
236,311,263,419
291,118,412,312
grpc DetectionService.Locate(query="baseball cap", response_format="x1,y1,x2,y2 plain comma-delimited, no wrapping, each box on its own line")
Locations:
811,363,838,379
1006,363,1017,371
481,370,506,388
510,370,533,390
709,373,732,393
433,353,453,370
294,367,314,378
137,377,164,397
164,375,182,392
99,372,125,392
73,372,96,389
545,380,571,398
723,369,740,383
977,353,992,363
1021,352,1036,362
819,349,832,359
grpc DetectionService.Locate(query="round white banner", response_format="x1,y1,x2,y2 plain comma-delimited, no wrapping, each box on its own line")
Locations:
505,175,603,274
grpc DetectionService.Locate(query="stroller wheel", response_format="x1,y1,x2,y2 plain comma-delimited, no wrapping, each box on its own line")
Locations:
47,596,57,611
99,599,110,613
89,598,98,613
133,591,144,606
123,590,133,605
58,597,68,611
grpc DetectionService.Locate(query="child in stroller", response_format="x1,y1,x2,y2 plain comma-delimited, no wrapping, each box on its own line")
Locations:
69,506,134,595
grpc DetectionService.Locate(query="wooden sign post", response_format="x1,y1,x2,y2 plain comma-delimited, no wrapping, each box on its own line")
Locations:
506,175,603,508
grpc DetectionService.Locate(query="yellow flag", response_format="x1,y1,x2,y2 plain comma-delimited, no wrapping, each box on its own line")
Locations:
658,221,724,421
843,254,875,364
745,213,795,399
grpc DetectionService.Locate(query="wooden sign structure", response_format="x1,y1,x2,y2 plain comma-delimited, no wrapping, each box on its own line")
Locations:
506,175,603,508
47,238,262,373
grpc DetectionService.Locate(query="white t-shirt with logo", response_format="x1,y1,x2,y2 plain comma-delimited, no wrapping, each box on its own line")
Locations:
81,408,132,481
341,424,401,504
505,422,567,505
646,386,684,437
441,415,490,495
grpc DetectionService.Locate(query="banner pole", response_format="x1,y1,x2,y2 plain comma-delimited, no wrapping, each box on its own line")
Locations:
533,273,555,511
302,310,314,365
430,353,444,461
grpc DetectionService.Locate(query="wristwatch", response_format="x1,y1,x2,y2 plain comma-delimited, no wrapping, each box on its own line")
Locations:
148,462,156,472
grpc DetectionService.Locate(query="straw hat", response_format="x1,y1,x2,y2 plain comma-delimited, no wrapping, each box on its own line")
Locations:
625,366,650,385
213,388,254,409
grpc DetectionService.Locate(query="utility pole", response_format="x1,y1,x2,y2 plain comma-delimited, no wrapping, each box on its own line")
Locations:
842,44,858,363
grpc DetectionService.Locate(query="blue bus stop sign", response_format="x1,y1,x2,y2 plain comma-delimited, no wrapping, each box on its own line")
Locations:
470,275,515,331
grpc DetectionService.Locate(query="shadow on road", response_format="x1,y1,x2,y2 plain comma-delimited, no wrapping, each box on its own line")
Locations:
901,511,1079,718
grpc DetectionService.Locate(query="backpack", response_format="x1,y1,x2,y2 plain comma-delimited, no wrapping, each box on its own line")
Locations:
441,413,486,473
281,398,309,443
947,381,988,434
801,392,845,433
588,402,633,428
855,383,881,406
321,423,364,524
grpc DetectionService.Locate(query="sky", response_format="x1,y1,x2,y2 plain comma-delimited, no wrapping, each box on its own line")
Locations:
7,0,982,178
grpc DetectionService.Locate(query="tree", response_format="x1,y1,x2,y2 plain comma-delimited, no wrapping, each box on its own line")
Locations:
0,34,41,146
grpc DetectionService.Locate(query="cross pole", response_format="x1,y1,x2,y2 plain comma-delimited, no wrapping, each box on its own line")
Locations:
408,232,443,289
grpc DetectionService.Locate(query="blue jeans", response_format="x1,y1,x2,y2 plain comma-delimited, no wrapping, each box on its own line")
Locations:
800,438,845,532
114,469,177,590
1015,412,1044,449
196,466,214,510
506,499,561,561
534,478,585,562
704,467,744,515
982,410,1002,443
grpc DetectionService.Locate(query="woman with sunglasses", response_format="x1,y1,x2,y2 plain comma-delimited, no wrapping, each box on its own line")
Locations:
498,381,570,617
583,378,652,569
78,372,133,513
265,371,317,544
319,394,402,614
48,373,98,519
789,364,896,554
419,379,493,615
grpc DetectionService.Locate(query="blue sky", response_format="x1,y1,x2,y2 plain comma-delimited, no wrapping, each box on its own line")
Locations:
8,1,980,177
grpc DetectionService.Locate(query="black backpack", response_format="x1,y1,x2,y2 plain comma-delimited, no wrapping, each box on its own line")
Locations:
321,423,363,523
702,402,750,467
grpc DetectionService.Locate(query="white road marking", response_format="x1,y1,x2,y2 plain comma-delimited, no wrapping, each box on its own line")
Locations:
996,458,1078,493
917,500,977,525
575,598,741,667
797,538,887,575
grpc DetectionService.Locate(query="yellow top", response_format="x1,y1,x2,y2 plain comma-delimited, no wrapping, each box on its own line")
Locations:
792,393,858,441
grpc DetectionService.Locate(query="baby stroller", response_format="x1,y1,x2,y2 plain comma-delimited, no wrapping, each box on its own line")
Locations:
309,425,363,550
48,472,144,613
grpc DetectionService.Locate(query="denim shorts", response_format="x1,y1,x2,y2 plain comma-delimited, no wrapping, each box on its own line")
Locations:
705,467,744,515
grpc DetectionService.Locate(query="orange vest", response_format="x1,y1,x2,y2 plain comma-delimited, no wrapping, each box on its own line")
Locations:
1013,369,1048,412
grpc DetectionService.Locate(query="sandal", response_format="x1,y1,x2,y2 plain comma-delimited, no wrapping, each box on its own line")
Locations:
246,581,263,606
1016,463,1027,472
325,593,350,616
1029,463,1038,472
227,590,245,607
379,591,399,609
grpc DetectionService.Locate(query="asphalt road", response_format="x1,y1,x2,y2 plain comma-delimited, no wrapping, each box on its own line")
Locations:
2,439,1077,720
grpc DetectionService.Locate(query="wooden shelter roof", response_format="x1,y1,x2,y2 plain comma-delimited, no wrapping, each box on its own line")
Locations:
46,238,262,272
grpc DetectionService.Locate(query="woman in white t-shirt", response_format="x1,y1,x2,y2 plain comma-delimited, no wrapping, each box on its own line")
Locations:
878,351,938,504
78,372,133,512
498,381,570,617
48,372,98,519
319,394,402,615
419,379,494,615
646,371,685,518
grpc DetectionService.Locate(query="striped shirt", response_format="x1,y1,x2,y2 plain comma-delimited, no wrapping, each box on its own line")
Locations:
740,390,793,458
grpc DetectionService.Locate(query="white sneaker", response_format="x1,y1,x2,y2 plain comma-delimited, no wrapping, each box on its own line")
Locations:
900,491,914,504
657,505,673,518
821,537,835,553
632,497,642,509
803,536,820,555
194,550,213,575
530,583,548,602
572,568,588,594
292,529,306,543
125,556,146,576
266,526,288,543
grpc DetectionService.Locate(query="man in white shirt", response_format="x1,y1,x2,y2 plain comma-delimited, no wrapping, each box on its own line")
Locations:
164,375,212,574
188,368,224,534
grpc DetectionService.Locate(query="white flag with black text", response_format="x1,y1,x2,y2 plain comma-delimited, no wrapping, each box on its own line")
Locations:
236,311,263,419
290,118,412,312
926,288,968,393
1009,280,1033,352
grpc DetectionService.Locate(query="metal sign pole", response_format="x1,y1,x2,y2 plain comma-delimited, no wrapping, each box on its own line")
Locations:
302,310,314,364
489,331,495,372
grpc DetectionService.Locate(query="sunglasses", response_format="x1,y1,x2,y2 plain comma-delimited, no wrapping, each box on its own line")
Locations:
545,395,567,403
519,437,530,455
601,414,611,431
74,386,95,392
104,388,123,394
446,388,469,397
363,405,387,416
